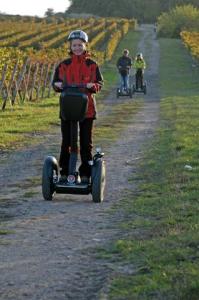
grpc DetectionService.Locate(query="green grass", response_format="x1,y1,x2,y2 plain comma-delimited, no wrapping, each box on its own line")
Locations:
160,38,199,97
0,98,59,150
0,29,140,152
0,228,14,245
23,190,38,198
99,39,199,299
14,176,42,189
0,229,15,235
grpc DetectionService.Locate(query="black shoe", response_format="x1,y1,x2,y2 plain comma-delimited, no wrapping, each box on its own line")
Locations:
79,163,91,178
59,175,68,183
81,176,90,184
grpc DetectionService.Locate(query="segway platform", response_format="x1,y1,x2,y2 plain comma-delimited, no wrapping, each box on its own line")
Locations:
55,181,91,195
133,70,147,95
132,81,147,95
116,87,133,98
42,151,105,202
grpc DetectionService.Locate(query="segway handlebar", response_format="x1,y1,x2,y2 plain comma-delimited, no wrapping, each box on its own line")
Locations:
62,83,87,90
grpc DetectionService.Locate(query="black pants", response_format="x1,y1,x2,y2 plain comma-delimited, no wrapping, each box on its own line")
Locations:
59,118,93,177
136,69,143,89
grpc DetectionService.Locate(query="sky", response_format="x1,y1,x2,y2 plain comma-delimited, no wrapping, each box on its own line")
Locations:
0,0,70,17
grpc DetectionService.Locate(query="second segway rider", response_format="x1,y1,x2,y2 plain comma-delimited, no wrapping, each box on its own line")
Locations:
52,30,103,183
116,49,132,92
133,53,146,89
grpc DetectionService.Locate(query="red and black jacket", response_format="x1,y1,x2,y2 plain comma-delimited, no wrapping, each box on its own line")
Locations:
52,52,103,119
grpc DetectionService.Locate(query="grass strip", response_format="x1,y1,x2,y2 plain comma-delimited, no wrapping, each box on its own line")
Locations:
100,38,199,300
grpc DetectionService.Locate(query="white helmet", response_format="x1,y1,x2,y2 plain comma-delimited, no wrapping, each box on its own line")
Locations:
68,30,88,43
137,53,143,59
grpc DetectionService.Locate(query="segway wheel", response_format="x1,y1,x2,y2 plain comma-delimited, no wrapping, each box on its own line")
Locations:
143,84,147,95
42,156,58,200
129,88,133,98
91,159,106,203
116,88,120,98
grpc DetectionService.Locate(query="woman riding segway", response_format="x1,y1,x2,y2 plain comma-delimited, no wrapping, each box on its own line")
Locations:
133,53,146,90
52,30,103,184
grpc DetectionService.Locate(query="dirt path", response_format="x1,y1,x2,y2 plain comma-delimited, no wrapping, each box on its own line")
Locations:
0,25,160,300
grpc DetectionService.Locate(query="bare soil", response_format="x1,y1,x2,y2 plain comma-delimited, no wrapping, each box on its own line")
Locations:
0,25,160,300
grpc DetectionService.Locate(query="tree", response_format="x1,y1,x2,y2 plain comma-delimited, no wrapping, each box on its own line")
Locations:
158,5,199,37
45,8,55,17
67,0,199,22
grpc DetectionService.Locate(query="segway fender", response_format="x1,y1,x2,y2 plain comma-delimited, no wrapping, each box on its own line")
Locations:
45,156,58,176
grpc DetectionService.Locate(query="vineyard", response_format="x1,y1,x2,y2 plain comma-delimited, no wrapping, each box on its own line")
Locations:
0,17,136,109
180,31,199,61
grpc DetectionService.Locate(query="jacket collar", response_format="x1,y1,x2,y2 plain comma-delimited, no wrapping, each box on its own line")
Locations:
71,52,90,63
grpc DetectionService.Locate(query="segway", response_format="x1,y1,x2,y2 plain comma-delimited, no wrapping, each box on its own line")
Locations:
42,84,106,203
116,72,133,99
132,68,147,95
116,86,133,99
